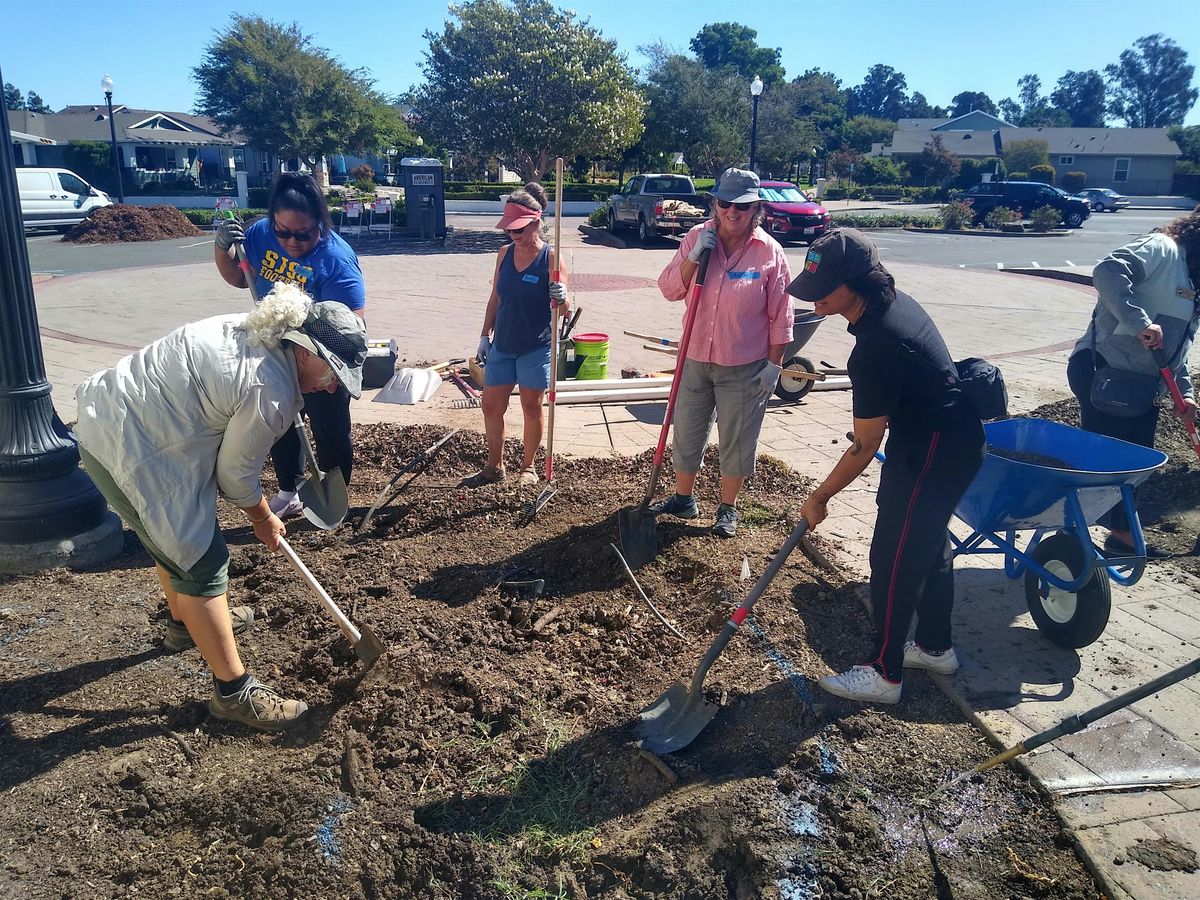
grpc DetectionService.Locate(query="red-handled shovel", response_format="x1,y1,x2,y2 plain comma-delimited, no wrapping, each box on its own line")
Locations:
1152,347,1200,463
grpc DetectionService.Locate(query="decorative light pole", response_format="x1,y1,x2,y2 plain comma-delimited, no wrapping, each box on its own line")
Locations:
748,75,764,173
100,74,125,202
0,65,121,573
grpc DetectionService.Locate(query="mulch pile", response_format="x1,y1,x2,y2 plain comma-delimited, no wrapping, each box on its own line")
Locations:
61,205,202,244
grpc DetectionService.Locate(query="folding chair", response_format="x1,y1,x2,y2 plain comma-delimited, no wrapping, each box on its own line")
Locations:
368,197,394,239
339,200,365,242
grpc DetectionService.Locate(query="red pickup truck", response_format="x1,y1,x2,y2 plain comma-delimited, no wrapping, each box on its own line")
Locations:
758,181,831,245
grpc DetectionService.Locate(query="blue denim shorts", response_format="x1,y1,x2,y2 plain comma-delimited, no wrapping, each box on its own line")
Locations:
483,345,551,390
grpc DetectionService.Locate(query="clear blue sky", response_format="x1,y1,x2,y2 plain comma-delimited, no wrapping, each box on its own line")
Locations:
2,0,1198,125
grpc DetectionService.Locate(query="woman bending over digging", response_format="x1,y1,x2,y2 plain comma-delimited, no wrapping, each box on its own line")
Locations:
463,182,568,487
74,284,367,731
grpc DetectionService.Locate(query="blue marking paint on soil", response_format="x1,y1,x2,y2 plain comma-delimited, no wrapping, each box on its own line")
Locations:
315,793,353,862
787,799,820,837
745,618,820,712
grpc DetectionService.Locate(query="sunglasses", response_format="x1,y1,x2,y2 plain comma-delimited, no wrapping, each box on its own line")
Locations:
716,199,756,211
273,220,319,242
505,223,532,236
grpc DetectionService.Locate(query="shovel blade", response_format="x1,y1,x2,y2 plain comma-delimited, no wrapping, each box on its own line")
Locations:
636,681,720,754
297,466,349,530
617,505,658,570
354,625,387,671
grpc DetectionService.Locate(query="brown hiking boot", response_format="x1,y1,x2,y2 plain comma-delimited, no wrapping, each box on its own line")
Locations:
208,675,308,731
164,606,255,652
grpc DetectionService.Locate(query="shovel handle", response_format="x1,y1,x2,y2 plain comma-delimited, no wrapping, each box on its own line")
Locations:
278,537,362,645
1152,348,1200,461
293,413,322,475
232,241,261,305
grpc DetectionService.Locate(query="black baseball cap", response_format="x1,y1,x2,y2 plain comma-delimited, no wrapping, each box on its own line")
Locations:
786,228,880,302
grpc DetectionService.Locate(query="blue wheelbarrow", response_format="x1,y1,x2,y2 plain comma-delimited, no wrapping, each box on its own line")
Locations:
774,311,830,402
952,418,1167,648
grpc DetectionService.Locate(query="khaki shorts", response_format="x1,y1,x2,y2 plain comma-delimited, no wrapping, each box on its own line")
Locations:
79,449,230,597
671,359,770,478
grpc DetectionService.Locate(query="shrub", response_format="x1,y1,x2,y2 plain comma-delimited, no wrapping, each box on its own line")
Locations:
830,212,940,229
1062,171,1087,193
1008,171,1028,182
350,163,375,181
979,157,1006,181
985,206,1021,228
938,200,976,230
586,207,608,227
182,208,268,227
1029,164,1056,185
1029,205,1061,231
857,157,903,185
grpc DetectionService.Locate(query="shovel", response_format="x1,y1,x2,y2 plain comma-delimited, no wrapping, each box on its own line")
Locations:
1152,347,1200,463
926,654,1200,800
373,360,460,405
638,517,810,753
617,246,712,569
293,413,350,529
278,537,386,671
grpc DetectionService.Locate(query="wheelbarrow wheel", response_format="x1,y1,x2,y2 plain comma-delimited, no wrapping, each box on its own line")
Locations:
775,355,817,402
1024,532,1111,648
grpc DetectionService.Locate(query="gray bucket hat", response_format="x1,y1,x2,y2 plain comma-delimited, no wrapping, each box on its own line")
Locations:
283,302,368,398
709,167,761,204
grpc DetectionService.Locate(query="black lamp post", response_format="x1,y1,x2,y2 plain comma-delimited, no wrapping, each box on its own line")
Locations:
0,64,121,573
748,75,763,173
101,74,125,203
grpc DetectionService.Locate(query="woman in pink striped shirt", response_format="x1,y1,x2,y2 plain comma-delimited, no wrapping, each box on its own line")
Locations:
653,168,794,537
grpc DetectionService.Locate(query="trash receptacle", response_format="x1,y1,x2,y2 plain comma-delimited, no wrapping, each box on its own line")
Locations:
401,157,445,241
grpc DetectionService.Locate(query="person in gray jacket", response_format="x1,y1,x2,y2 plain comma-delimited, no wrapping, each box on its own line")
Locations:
1067,211,1200,557
74,284,367,731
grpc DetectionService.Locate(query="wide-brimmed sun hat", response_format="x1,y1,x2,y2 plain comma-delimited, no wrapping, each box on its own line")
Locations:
495,201,543,231
283,301,368,398
708,167,761,204
786,228,880,302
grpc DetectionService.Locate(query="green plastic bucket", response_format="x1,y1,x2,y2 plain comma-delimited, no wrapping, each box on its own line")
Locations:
572,332,609,380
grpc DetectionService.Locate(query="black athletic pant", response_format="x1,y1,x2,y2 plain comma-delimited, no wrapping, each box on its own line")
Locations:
1067,350,1159,533
867,418,985,682
271,386,354,491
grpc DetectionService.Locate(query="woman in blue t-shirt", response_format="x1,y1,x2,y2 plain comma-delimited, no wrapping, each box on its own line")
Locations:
463,183,568,488
214,173,367,517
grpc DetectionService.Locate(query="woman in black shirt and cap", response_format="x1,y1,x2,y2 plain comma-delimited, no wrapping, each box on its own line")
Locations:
793,229,985,704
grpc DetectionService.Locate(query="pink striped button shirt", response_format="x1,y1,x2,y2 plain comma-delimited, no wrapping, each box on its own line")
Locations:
658,222,794,367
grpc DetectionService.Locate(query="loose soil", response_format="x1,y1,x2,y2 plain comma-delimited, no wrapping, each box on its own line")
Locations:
62,205,201,244
1,425,1106,898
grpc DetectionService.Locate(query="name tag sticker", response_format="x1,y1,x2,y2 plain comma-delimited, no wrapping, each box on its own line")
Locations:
727,271,760,280
1178,287,1197,301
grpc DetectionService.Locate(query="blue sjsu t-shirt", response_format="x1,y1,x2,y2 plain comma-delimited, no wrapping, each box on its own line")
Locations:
241,217,366,311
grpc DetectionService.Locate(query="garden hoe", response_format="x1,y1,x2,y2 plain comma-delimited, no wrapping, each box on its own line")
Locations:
525,157,566,521
926,654,1200,801
357,428,460,534
617,246,712,569
638,517,811,754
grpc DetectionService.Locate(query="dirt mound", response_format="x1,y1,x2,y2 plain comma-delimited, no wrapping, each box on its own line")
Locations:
62,204,202,244
0,424,1103,898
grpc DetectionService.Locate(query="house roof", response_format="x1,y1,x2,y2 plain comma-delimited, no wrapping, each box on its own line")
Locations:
7,108,245,147
884,126,1180,158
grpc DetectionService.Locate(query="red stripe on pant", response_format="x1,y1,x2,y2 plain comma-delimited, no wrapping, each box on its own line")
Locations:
871,432,940,676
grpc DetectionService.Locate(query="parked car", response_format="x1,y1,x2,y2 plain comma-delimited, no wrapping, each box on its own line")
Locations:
1072,188,1130,212
960,180,1091,228
17,167,113,232
608,174,709,243
758,181,832,244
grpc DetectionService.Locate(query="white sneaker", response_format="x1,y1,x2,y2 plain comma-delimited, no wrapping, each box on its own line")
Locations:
817,665,902,704
903,641,960,674
268,491,304,519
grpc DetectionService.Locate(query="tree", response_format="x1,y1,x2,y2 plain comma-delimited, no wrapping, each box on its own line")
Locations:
1049,70,1107,127
413,0,644,182
849,64,909,121
949,91,997,118
1105,33,1199,127
910,135,960,185
25,91,52,113
1002,138,1050,175
3,82,24,110
193,15,415,167
689,22,785,85
753,80,821,178
905,92,945,118
840,116,896,153
1000,74,1070,127
791,68,847,144
1167,124,1200,172
640,51,748,177
63,141,119,194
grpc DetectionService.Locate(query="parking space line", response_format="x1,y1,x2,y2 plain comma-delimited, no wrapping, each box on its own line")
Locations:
1065,260,1076,267
996,262,1004,270
1032,261,1042,268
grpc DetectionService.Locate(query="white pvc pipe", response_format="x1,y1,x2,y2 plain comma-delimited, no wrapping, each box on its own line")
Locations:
552,375,852,405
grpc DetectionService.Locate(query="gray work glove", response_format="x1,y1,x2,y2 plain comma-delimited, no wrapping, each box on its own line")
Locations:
549,281,567,307
687,227,718,263
754,361,782,400
215,218,246,252
476,336,491,363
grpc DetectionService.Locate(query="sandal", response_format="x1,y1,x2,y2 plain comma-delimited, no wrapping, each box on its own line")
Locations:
519,466,539,486
460,466,505,488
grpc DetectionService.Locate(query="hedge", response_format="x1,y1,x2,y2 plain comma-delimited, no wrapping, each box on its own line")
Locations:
829,212,940,229
823,184,950,203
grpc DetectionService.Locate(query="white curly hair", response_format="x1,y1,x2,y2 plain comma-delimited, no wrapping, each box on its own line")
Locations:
238,282,312,349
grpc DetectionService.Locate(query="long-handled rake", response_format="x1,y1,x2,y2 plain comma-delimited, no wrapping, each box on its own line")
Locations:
449,369,482,409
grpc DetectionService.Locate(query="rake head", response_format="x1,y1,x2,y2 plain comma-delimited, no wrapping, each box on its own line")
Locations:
452,397,482,409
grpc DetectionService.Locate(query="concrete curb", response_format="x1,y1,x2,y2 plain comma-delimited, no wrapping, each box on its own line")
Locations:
904,226,1072,238
1004,268,1094,286
578,223,628,250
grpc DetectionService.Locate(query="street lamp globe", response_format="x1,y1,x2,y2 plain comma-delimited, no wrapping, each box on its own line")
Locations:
750,75,763,97
748,76,764,172
99,73,124,202
100,74,114,95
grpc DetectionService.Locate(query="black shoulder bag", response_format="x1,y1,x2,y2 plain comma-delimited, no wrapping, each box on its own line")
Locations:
1087,311,1166,418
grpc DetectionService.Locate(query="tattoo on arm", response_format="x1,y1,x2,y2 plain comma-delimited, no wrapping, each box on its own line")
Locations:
849,437,863,456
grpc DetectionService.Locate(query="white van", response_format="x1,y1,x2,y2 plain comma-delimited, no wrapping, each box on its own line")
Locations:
17,167,113,231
